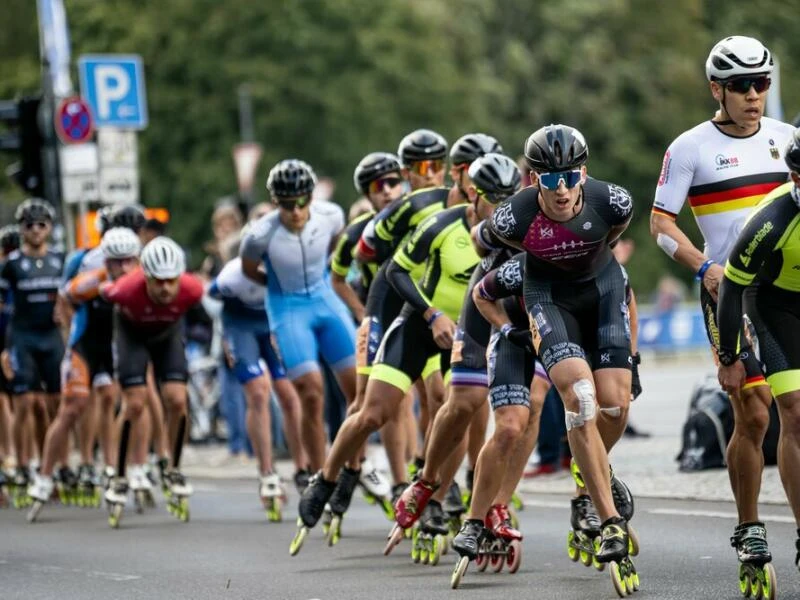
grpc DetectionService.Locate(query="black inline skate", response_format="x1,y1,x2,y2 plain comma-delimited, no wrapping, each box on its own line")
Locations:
597,516,639,597
450,518,487,588
322,466,360,546
77,464,102,508
732,521,775,600
289,472,336,556
567,494,603,570
411,499,448,566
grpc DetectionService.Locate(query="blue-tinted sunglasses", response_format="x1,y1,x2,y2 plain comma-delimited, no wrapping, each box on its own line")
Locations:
538,170,582,190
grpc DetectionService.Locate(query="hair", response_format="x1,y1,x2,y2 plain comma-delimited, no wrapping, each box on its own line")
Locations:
212,203,244,228
143,218,167,235
248,202,274,222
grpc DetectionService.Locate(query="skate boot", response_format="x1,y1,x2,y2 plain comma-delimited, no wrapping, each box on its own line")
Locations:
411,499,448,566
407,456,424,483
293,468,310,495
102,465,116,490
130,465,155,514
610,467,639,556
567,494,603,570
443,480,466,541
796,532,800,573
77,464,102,508
104,477,128,528
731,522,775,600
260,472,287,522
11,466,31,509
26,473,54,523
394,478,437,529
597,516,639,597
323,467,360,546
0,467,7,508
164,469,192,522
157,456,170,493
289,472,336,556
484,504,523,574
451,519,487,589
358,458,393,519
56,466,78,506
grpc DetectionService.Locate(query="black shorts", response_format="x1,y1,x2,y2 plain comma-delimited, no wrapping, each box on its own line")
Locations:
360,265,405,372
76,335,115,387
450,267,491,387
523,259,631,373
113,314,188,389
701,286,763,383
744,284,799,395
370,304,451,394
487,332,534,410
8,328,64,395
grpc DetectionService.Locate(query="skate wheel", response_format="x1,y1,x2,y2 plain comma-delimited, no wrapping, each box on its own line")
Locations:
135,491,145,514
593,537,606,572
507,539,522,574
567,531,580,562
760,563,776,600
109,504,123,529
451,556,469,589
383,524,404,556
429,535,444,567
738,564,753,597
627,525,640,557
476,552,489,572
490,548,504,573
380,499,395,521
27,501,43,523
289,519,308,557
178,498,190,522
580,548,593,567
610,561,629,597
362,490,376,505
327,515,341,547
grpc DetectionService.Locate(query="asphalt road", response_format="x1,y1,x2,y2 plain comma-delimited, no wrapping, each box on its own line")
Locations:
2,481,798,600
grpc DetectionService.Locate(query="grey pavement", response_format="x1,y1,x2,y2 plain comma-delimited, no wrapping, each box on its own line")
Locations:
183,355,791,507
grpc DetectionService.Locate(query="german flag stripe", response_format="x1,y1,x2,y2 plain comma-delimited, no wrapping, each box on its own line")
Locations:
689,182,781,207
651,207,677,219
688,171,788,198
691,194,763,216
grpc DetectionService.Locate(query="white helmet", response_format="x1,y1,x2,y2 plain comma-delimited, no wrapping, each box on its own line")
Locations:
140,236,186,279
101,227,141,259
705,36,773,82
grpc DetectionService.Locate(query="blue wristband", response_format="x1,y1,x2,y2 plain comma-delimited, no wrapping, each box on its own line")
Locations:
500,323,513,337
426,310,443,327
696,259,714,281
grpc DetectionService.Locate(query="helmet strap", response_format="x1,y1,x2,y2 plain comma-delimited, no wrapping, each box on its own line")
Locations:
715,88,743,129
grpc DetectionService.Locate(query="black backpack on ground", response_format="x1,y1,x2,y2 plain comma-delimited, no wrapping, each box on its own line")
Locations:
676,374,780,471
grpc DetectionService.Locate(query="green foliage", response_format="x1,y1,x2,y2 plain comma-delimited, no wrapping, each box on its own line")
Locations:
1,0,799,286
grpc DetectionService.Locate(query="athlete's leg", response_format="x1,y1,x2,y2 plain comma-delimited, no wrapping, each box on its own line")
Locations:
272,377,307,471
95,383,118,469
146,366,168,460
594,367,632,453
467,400,489,474
77,389,97,465
727,385,771,523
292,370,327,472
773,390,800,524
243,374,273,475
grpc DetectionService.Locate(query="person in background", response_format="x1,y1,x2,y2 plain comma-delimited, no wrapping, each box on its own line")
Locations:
200,201,244,280
140,218,167,244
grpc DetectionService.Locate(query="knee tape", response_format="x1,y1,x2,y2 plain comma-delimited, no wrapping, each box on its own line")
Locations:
600,406,622,418
565,379,597,431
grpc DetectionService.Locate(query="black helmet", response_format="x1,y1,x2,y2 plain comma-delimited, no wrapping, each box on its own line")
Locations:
266,159,317,199
468,153,522,204
15,198,55,224
0,225,20,254
95,206,113,235
109,204,146,233
450,133,503,166
524,124,588,172
353,152,402,194
785,128,800,173
397,129,447,166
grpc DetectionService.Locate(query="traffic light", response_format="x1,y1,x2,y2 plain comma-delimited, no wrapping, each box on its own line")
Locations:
0,95,44,197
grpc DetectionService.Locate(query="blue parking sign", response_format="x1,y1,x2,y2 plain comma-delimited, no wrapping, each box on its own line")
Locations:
78,54,148,129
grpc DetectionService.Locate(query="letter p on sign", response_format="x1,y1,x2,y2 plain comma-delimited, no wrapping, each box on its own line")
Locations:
79,55,149,129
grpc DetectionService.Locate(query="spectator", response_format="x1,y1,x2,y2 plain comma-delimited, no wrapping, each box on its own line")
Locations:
140,218,167,244
200,201,244,280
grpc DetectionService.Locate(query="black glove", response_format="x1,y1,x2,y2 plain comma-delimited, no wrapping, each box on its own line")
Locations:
631,352,642,400
505,328,534,354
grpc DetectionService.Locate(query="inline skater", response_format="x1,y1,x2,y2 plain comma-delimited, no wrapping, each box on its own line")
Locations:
293,153,509,561
0,225,19,505
208,235,308,521
716,130,800,596
475,124,638,594
240,159,357,474
27,228,141,521
329,151,408,518
651,36,793,590
0,199,64,509
102,237,203,527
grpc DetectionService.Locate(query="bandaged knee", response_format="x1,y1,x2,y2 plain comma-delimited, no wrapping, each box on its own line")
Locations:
599,406,622,418
565,379,597,431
